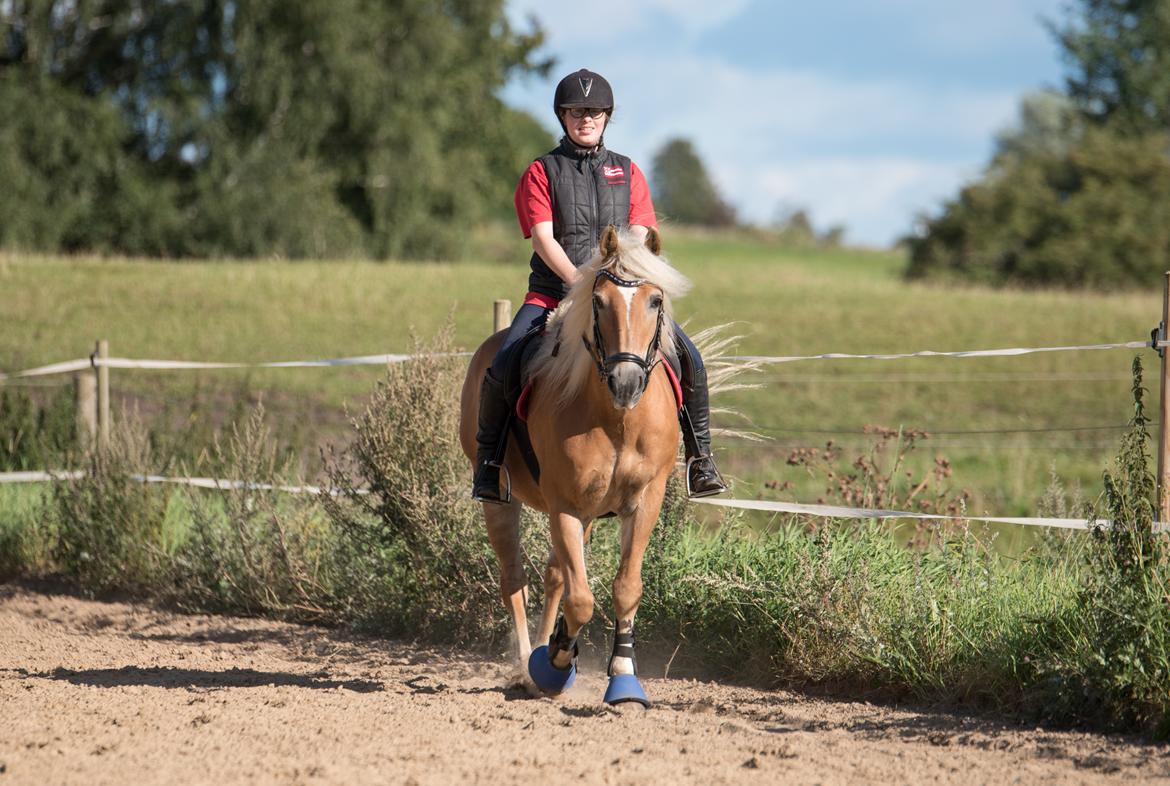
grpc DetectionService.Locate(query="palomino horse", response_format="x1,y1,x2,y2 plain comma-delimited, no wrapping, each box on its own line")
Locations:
459,226,690,706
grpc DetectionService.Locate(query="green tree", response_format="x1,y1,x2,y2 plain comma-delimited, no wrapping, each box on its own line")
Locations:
906,1,1170,289
650,138,736,227
907,125,1170,288
0,0,550,259
1053,0,1170,134
992,91,1080,165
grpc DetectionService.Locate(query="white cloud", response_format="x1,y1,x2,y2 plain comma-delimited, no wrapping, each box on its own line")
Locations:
507,0,751,38
732,157,978,245
503,1,1047,246
639,0,754,32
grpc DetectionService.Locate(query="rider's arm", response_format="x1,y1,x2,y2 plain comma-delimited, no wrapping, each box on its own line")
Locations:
628,163,657,244
530,222,581,286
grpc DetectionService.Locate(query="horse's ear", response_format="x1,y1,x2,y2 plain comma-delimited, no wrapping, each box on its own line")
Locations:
600,225,620,258
644,226,661,255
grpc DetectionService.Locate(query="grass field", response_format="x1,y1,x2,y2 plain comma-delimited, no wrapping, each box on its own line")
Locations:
0,229,1160,517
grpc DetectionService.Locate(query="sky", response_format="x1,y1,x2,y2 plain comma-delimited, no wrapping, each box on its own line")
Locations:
503,0,1069,247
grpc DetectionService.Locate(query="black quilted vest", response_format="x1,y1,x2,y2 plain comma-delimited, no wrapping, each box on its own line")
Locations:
528,138,632,299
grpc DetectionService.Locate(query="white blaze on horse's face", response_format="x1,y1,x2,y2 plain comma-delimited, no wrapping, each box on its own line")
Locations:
593,278,664,410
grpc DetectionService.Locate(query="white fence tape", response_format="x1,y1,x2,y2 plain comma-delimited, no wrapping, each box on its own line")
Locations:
0,470,85,482
0,470,362,496
729,340,1157,365
3,359,93,379
1,352,471,380
129,474,366,496
3,338,1161,381
690,496,1169,532
3,470,1162,533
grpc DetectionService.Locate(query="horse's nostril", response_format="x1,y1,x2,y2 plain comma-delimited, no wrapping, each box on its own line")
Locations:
608,368,646,408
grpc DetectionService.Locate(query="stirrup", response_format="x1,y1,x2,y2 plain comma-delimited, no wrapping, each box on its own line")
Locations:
685,455,727,498
472,460,512,505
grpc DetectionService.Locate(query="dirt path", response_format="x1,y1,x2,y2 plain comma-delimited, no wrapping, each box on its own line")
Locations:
2,583,1168,785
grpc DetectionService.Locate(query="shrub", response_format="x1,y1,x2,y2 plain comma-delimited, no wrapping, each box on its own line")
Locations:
51,414,167,591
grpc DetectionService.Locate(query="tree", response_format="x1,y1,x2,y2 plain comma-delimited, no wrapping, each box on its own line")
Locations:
906,125,1170,289
0,0,551,259
650,138,736,227
1053,0,1170,134
992,91,1080,166
906,1,1170,289
771,203,846,247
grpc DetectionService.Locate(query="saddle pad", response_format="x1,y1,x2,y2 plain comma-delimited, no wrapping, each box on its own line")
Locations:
516,353,683,422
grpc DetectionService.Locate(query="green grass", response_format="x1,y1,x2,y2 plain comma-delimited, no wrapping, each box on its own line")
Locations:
0,229,1159,515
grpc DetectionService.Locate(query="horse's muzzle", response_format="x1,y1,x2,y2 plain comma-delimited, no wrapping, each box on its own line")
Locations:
607,362,648,409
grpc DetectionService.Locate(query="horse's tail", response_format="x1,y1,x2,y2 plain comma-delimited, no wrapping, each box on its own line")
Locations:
687,323,767,443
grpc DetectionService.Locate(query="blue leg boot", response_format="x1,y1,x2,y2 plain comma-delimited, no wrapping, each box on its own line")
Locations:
603,626,650,708
528,616,578,695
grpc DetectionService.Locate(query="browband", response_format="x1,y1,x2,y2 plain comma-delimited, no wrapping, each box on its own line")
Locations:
596,269,646,288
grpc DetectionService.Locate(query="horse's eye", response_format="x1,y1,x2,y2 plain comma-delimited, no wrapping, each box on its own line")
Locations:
649,295,663,310
592,294,604,310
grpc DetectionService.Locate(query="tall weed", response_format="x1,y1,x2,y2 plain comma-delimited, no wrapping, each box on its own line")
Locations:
169,404,334,619
1026,357,1170,734
51,412,166,591
323,323,503,640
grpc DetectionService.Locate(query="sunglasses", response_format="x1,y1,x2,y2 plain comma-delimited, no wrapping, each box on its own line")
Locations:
565,107,608,119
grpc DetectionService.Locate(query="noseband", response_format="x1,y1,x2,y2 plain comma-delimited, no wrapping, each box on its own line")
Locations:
582,269,665,395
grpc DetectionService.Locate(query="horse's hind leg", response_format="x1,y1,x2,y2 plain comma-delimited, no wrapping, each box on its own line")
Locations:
535,549,565,647
483,500,532,680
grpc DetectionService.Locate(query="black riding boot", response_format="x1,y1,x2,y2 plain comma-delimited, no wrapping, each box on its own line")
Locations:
680,365,727,498
472,371,511,504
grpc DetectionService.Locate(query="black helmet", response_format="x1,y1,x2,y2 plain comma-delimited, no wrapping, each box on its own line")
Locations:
553,68,614,113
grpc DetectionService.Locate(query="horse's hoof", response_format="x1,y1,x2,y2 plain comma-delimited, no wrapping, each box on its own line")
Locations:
527,645,576,694
603,674,650,708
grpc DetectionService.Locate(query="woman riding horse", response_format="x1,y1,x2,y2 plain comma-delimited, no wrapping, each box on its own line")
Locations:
460,225,694,706
471,68,726,503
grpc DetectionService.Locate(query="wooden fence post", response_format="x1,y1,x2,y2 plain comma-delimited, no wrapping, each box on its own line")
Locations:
1157,273,1170,524
74,370,97,448
96,339,110,448
493,299,511,333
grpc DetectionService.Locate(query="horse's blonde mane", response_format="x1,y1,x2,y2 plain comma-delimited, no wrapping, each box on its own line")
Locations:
531,230,692,410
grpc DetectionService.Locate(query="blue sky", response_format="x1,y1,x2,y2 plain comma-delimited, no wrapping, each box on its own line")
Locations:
503,0,1069,246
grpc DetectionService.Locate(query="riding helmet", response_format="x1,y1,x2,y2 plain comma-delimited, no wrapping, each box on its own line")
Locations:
553,68,614,113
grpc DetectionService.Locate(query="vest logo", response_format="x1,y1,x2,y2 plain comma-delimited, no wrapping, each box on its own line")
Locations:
579,77,593,97
603,165,625,180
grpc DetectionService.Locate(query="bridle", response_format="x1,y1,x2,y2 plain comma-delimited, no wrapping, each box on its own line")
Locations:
582,268,665,396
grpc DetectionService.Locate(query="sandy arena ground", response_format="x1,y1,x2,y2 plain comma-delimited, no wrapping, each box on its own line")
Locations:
2,582,1169,785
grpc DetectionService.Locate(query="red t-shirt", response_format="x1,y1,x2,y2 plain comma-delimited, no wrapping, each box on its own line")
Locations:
514,159,658,239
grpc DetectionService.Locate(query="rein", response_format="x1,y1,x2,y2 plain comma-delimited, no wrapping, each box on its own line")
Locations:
582,268,664,395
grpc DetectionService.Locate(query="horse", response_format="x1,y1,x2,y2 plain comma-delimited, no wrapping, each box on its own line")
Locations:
458,225,691,707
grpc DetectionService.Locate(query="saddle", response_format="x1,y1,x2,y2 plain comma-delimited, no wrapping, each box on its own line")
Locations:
499,327,685,488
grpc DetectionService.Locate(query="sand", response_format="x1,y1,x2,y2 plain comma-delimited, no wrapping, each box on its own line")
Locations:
2,582,1168,785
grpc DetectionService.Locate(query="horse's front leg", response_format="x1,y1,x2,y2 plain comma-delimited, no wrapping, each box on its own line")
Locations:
605,478,668,708
482,500,532,680
547,509,593,668
535,549,565,647
527,509,592,693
